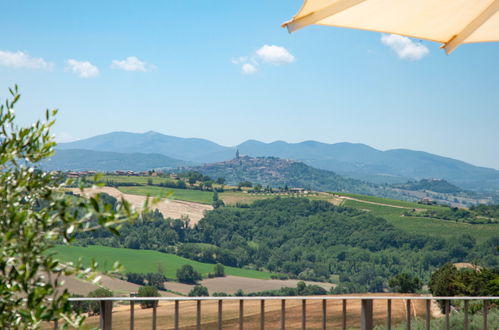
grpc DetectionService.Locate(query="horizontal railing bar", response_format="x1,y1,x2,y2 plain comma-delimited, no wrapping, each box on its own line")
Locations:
67,296,499,302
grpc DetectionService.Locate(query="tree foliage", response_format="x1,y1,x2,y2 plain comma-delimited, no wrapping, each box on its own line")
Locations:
75,196,498,293
0,87,138,328
137,286,160,309
176,264,202,284
212,191,225,209
388,273,422,293
429,263,499,311
188,285,209,297
214,263,225,277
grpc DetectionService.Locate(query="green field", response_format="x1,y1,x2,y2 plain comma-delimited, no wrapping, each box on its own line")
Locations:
52,245,273,280
118,185,300,205
119,186,215,204
343,199,499,243
336,192,440,209
98,175,176,185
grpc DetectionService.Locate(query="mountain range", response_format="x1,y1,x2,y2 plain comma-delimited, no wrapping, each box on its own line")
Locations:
57,131,499,192
42,149,187,172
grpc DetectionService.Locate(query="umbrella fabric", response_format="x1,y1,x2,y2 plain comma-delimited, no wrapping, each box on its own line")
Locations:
283,0,499,53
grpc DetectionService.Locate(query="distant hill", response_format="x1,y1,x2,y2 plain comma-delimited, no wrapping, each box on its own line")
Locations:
392,179,463,194
58,131,231,163
234,140,499,192
41,149,187,172
185,155,399,198
58,131,499,192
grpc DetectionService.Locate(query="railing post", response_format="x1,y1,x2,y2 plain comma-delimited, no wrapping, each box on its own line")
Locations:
463,300,469,330
260,299,265,330
322,299,327,330
387,299,392,330
152,302,157,330
425,299,430,330
406,299,411,330
100,300,113,330
361,299,373,330
218,299,223,330
175,300,180,330
197,300,201,330
483,300,488,330
239,299,244,330
301,299,306,330
53,319,58,330
280,299,285,330
444,300,449,330
130,301,135,330
342,299,347,330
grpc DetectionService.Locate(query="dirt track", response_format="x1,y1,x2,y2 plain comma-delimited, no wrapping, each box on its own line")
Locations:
58,274,179,297
337,195,425,211
167,276,335,295
69,187,212,225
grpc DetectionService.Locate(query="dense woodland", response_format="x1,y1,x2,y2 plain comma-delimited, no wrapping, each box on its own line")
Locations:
75,195,499,292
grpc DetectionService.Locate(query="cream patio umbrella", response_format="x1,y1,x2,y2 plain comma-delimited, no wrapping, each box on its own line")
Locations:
282,0,499,53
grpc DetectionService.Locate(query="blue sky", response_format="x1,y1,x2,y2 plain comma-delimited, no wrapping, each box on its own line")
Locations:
1,1,498,169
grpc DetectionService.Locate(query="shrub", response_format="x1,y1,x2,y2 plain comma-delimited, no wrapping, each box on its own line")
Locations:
388,273,422,293
126,272,145,285
145,272,166,290
137,286,160,309
176,265,202,284
189,285,209,297
213,263,225,277
87,288,113,315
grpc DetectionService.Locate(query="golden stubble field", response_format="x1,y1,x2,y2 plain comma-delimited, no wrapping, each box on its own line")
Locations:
69,187,212,225
81,294,438,329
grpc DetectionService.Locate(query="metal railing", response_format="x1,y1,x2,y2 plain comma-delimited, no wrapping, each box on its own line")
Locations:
57,296,498,330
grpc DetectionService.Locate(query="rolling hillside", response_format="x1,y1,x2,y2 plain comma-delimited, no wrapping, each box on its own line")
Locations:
51,245,272,280
185,155,398,198
58,131,499,192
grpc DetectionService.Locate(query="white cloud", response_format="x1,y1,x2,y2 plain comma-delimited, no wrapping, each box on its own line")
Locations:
0,50,53,70
241,63,257,75
230,56,248,65
110,56,155,72
65,59,99,78
381,34,429,60
232,45,295,74
256,45,295,65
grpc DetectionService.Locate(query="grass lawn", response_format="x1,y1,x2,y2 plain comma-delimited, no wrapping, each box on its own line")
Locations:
119,186,214,204
51,245,273,280
343,199,499,243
